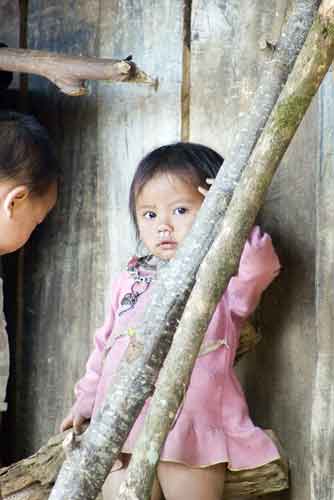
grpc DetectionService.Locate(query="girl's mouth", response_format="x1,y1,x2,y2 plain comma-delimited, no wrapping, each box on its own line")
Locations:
158,240,177,249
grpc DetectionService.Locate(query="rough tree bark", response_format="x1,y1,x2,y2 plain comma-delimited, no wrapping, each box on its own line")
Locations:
0,48,154,95
48,2,323,499
116,2,334,498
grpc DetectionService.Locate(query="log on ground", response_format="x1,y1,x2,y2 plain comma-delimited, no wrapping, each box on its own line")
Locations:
0,430,287,499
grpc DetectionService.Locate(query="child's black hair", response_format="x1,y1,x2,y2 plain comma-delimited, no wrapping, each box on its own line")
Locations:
129,142,224,238
0,111,59,195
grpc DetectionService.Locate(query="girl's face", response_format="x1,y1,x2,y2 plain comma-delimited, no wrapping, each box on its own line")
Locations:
0,181,57,255
135,173,204,260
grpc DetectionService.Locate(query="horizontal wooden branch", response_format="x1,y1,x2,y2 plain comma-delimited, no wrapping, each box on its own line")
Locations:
0,429,287,499
0,48,156,96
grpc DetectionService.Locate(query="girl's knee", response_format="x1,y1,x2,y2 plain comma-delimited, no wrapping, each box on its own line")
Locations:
102,459,162,500
157,461,226,500
102,469,126,500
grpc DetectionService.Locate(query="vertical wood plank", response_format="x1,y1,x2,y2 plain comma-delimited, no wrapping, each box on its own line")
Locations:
97,0,184,290
12,0,101,458
245,100,317,500
311,71,334,500
0,0,20,48
0,0,20,92
189,0,289,156
189,2,316,500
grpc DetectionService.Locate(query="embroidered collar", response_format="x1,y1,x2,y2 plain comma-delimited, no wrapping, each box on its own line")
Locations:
127,255,156,280
119,255,157,316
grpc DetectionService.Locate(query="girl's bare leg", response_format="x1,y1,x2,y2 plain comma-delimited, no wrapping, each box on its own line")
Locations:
102,454,163,500
157,461,226,500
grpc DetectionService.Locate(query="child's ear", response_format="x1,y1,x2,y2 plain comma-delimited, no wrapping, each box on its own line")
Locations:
4,185,30,218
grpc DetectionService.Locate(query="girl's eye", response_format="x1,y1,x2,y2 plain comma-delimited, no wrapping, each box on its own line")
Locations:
143,211,156,219
174,207,187,215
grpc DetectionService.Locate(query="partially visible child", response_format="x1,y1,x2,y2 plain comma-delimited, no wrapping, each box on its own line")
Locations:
61,142,280,500
0,112,58,468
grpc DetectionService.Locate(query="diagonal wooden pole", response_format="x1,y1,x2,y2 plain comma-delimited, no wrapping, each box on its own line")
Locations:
49,2,321,499
116,2,334,498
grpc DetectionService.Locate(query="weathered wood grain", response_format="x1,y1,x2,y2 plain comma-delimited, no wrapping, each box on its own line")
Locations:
97,0,184,292
11,0,101,459
310,70,334,500
189,0,290,156
0,1,20,49
244,100,318,500
0,0,20,91
187,2,318,500
13,0,184,462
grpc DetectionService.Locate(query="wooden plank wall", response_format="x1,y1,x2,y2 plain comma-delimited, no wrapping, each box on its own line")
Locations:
310,72,334,500
11,0,101,458
0,0,20,48
97,0,184,290
0,0,20,92
6,1,334,499
190,0,289,154
10,0,185,460
243,100,318,500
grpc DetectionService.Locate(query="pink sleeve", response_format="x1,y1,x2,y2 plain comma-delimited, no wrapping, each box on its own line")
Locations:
225,226,280,318
71,273,124,419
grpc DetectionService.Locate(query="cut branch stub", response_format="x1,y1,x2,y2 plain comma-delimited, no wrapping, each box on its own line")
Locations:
0,48,155,96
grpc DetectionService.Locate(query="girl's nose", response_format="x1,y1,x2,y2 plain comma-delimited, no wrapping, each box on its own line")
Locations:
157,221,173,237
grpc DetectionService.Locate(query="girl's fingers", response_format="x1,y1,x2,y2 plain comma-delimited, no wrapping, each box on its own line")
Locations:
60,414,88,434
198,186,208,196
199,179,214,196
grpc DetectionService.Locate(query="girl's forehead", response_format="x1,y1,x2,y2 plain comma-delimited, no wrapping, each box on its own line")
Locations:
139,172,195,194
135,172,202,206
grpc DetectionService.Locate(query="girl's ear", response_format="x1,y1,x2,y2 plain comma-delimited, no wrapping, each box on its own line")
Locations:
4,185,30,218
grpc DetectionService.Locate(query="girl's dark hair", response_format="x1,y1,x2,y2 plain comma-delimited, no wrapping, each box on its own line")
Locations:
0,111,59,195
129,142,224,237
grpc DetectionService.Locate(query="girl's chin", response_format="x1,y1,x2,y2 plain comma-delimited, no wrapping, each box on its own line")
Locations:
154,247,177,260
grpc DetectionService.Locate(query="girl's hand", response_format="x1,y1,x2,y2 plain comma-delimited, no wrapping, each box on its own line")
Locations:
60,412,88,434
198,178,214,196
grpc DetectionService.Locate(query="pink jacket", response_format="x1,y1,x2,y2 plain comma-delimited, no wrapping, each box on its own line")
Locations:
72,227,281,470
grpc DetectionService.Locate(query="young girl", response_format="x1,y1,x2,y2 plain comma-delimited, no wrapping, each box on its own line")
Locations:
0,111,58,444
61,142,281,500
